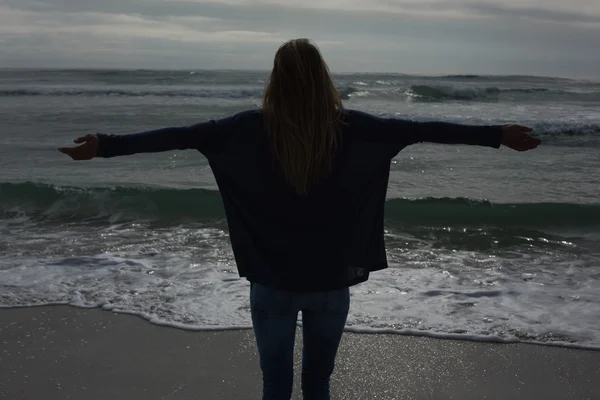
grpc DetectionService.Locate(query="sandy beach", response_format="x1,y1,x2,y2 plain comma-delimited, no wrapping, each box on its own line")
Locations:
0,306,598,399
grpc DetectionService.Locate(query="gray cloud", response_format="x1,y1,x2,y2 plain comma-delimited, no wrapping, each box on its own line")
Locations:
465,3,600,23
7,0,600,24
6,0,600,25
1,0,599,76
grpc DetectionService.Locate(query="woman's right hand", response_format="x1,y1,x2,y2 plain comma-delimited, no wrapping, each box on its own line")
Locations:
58,134,99,160
501,125,541,151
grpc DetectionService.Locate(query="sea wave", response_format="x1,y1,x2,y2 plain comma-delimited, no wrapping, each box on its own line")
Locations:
407,85,501,100
0,87,264,99
338,86,361,99
3,83,599,104
438,74,482,79
2,182,599,228
2,85,361,100
533,122,600,139
356,84,599,102
403,85,594,101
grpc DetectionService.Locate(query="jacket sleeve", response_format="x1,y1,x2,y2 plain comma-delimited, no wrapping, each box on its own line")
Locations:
95,118,228,158
387,118,504,150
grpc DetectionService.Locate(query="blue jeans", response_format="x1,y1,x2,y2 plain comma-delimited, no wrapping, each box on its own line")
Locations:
250,282,350,400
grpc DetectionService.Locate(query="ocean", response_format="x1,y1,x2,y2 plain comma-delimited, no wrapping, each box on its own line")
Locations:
1,69,599,348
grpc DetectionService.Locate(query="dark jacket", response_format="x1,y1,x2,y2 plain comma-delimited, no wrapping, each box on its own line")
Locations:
97,109,503,292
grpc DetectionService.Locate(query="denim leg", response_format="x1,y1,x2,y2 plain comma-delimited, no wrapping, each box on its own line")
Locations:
250,283,299,400
301,287,350,400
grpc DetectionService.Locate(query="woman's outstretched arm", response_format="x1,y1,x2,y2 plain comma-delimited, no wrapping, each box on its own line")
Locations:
58,119,228,160
387,118,540,152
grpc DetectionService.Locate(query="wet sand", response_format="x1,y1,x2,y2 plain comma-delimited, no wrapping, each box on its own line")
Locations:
1,306,599,399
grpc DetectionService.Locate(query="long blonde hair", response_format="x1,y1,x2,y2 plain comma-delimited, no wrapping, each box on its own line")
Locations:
263,38,345,195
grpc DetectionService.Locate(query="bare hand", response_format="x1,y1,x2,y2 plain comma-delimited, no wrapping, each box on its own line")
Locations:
58,134,99,160
501,125,541,151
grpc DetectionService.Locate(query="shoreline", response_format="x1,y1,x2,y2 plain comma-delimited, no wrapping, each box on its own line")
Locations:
1,305,599,400
2,303,598,351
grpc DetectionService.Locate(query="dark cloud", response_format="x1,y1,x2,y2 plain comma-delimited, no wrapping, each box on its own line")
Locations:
0,0,599,75
465,3,600,24
5,0,600,23
4,0,600,33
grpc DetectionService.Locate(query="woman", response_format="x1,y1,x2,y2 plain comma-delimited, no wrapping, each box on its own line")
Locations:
59,38,540,400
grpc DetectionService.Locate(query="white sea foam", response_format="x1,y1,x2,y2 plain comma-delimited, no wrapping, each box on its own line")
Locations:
1,222,599,349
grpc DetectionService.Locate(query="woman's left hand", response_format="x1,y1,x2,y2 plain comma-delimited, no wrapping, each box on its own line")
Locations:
58,134,99,160
501,125,541,151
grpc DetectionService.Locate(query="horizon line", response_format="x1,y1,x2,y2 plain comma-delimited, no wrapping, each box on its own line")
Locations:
0,67,593,81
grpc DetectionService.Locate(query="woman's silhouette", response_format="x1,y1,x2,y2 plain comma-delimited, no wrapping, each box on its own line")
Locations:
59,38,540,400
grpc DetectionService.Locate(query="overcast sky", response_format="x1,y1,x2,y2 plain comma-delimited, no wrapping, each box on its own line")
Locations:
1,0,599,76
